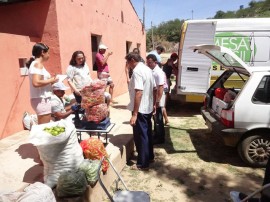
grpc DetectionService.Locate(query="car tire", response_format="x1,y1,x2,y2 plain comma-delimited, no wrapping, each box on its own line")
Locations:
237,133,270,167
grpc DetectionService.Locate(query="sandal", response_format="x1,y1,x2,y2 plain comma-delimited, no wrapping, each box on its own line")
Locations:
130,164,149,171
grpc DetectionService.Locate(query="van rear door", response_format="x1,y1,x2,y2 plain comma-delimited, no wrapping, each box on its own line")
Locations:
177,21,216,95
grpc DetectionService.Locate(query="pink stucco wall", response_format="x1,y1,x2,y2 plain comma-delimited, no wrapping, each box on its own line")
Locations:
0,0,145,139
55,0,146,95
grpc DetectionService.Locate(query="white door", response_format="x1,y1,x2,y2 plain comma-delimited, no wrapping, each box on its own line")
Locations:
177,21,216,95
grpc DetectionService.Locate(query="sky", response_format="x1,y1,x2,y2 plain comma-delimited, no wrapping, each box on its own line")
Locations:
130,0,254,29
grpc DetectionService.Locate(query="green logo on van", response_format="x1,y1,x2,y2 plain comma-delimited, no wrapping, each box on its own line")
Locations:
215,32,256,62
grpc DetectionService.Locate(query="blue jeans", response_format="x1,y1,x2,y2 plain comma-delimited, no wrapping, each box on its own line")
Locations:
133,112,154,168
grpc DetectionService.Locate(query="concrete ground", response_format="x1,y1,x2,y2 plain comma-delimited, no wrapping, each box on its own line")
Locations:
0,92,134,201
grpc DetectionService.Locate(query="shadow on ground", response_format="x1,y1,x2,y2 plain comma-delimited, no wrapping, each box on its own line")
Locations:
15,143,43,184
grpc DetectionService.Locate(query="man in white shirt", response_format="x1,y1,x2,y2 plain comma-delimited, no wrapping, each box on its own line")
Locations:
146,54,166,144
51,82,77,121
148,45,165,67
126,52,156,170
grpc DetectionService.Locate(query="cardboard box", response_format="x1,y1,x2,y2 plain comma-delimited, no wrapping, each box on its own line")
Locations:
212,96,228,115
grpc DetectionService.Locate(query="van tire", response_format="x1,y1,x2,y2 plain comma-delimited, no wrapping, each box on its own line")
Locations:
237,133,270,167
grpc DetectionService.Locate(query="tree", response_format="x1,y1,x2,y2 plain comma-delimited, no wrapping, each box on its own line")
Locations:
146,19,183,51
145,0,270,52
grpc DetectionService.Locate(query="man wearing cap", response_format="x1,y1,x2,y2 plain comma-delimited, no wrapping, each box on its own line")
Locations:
95,44,114,103
51,82,77,121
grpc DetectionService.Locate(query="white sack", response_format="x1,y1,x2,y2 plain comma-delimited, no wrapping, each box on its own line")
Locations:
0,182,56,202
29,120,84,188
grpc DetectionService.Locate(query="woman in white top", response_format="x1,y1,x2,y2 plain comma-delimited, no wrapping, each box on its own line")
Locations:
26,43,59,124
66,51,92,103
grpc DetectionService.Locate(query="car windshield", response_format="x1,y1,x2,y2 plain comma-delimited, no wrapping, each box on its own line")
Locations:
207,49,243,68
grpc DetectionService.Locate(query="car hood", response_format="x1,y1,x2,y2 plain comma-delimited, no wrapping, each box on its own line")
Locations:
190,44,252,74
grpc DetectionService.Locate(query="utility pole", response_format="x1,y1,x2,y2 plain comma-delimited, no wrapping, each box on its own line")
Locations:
143,0,145,28
192,10,194,20
151,21,154,49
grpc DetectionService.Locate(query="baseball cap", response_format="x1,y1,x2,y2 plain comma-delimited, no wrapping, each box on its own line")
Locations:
98,44,108,50
52,82,70,91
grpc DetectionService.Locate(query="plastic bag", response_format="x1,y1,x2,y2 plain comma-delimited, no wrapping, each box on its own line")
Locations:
79,159,100,186
56,170,88,198
85,104,108,123
0,182,56,202
81,89,105,108
80,138,109,173
22,112,37,130
81,79,106,92
17,182,56,202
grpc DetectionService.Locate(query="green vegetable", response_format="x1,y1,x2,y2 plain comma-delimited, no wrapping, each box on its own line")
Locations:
43,126,65,136
56,170,88,197
79,159,100,186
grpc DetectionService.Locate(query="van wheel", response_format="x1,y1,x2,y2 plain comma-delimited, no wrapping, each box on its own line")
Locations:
238,133,270,167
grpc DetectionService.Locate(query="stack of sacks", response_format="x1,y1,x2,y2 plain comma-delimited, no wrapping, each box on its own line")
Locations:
81,80,109,123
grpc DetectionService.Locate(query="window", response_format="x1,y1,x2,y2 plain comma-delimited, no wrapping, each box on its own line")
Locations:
126,41,132,55
222,72,248,90
252,76,270,104
91,34,101,71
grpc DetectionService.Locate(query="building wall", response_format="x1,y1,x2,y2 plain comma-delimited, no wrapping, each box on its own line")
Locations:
55,0,146,95
0,0,145,139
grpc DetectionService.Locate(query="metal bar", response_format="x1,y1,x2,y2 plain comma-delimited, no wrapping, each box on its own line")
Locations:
105,157,129,190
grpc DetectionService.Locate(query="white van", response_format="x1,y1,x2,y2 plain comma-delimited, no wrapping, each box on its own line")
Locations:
192,44,270,167
176,18,270,103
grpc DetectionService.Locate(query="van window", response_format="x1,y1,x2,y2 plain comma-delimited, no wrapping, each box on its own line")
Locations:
222,72,248,90
252,76,270,104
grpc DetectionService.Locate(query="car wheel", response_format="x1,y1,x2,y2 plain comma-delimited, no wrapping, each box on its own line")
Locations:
238,133,270,167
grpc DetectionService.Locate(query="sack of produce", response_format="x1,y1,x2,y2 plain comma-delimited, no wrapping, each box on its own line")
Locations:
81,79,106,92
85,103,108,123
29,120,84,188
56,170,88,198
80,138,109,173
79,159,100,186
0,182,56,202
81,88,105,108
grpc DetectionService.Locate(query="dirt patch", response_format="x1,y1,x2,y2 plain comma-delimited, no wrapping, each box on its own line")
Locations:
104,101,265,202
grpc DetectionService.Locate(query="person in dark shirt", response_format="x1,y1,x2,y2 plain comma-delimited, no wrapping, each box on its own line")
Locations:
163,52,178,93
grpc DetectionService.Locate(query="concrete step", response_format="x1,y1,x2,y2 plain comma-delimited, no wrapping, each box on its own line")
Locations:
0,92,135,201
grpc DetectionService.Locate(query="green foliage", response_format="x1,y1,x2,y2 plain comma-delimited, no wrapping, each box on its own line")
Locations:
146,19,183,51
213,0,270,18
146,0,270,51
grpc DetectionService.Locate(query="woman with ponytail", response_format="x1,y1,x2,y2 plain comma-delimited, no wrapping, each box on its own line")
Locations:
26,43,59,124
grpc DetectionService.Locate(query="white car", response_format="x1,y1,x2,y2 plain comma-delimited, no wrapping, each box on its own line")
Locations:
192,44,270,167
